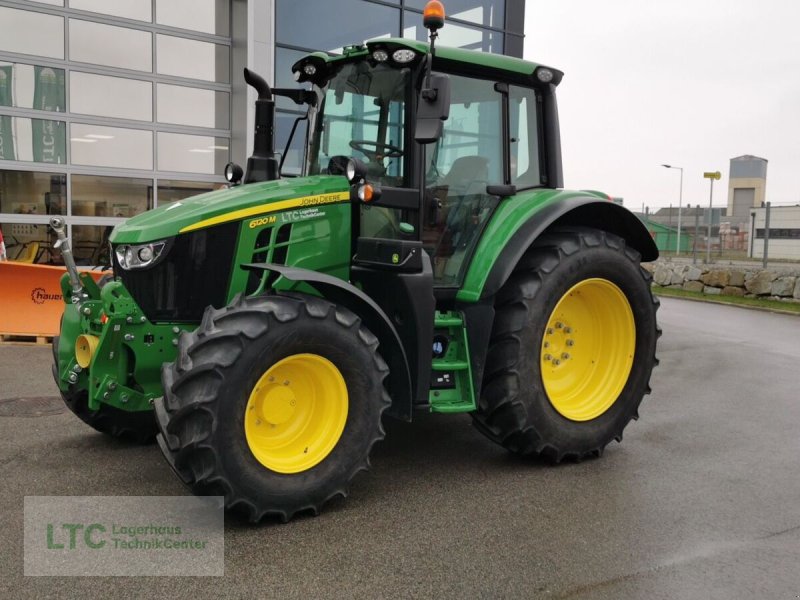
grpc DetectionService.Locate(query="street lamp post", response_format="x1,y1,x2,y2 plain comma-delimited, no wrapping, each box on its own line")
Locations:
661,164,684,255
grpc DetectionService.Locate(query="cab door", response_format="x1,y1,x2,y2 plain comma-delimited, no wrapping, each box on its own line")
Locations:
421,74,504,287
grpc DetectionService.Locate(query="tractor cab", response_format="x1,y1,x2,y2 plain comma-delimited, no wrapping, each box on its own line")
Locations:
283,36,563,290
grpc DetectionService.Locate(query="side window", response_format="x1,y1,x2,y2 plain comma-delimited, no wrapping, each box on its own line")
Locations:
509,86,542,188
422,75,502,285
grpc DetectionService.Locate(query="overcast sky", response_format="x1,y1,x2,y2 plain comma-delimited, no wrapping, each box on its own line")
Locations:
523,0,800,211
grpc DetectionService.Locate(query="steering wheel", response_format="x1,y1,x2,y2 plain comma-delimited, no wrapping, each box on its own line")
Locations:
349,140,404,162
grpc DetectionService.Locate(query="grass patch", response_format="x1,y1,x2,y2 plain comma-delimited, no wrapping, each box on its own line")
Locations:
652,285,800,314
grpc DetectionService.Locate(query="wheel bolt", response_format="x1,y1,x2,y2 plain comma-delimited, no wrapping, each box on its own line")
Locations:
555,322,563,329
543,341,549,348
553,359,561,366
566,339,574,347
543,354,552,361
268,376,275,382
546,328,554,335
564,327,572,334
562,353,570,360
283,380,290,386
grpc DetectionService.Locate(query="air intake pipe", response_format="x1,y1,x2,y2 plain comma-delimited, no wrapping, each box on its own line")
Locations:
243,68,280,183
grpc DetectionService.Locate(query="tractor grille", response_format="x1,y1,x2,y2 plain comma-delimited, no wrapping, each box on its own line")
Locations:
114,222,240,323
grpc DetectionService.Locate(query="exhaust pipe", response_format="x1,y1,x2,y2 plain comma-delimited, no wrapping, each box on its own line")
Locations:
243,68,280,184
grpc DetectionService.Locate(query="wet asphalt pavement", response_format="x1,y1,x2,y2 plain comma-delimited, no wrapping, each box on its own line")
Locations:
0,296,799,599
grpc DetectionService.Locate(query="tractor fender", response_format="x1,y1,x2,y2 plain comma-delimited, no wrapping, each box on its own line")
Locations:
480,197,658,300
242,263,414,421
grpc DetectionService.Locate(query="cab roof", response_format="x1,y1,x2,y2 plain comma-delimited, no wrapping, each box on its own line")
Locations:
292,37,563,88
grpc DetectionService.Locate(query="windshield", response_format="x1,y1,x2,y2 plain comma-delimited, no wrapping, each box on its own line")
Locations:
307,61,410,187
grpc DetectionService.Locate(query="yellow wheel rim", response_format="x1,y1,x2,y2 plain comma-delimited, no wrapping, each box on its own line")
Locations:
540,278,636,421
244,353,348,474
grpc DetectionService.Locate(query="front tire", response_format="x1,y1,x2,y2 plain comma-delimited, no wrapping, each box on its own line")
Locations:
472,228,660,461
155,293,390,522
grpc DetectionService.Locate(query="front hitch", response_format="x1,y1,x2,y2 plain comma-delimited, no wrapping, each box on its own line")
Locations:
49,217,84,300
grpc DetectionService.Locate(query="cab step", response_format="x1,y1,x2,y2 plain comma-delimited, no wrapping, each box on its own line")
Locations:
429,311,475,413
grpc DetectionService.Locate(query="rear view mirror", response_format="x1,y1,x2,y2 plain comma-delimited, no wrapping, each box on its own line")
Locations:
414,74,451,144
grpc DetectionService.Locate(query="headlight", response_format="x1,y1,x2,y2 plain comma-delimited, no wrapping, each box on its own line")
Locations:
224,161,243,184
346,158,367,184
372,49,389,62
115,241,167,270
392,49,417,64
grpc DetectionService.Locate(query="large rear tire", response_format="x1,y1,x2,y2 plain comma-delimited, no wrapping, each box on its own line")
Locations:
472,227,660,461
155,293,390,522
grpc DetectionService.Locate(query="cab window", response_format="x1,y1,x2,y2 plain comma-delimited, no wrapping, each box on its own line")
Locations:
422,75,502,285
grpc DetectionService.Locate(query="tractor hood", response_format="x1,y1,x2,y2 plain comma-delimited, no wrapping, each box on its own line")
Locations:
110,175,350,244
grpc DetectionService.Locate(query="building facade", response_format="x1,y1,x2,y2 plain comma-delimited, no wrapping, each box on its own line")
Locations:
727,154,767,223
0,0,525,265
749,205,800,261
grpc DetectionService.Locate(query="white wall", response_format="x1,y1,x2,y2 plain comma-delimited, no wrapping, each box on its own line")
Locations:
749,206,800,260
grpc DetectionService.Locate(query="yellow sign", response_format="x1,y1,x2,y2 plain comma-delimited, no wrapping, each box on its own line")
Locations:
703,171,721,180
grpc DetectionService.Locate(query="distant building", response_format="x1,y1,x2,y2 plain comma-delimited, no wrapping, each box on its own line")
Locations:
727,155,767,222
749,205,800,260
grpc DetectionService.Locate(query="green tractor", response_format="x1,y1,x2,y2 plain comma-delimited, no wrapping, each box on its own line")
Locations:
51,5,659,522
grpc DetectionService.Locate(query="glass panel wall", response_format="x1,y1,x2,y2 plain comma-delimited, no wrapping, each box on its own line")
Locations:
70,124,153,170
0,62,66,112
156,0,230,35
405,0,505,28
70,72,152,121
157,84,229,129
0,169,66,215
71,174,152,218
0,3,232,267
0,221,53,263
404,11,500,52
157,132,229,174
71,224,113,266
69,19,152,72
0,8,64,59
156,35,230,83
276,0,399,53
69,0,152,22
0,117,67,164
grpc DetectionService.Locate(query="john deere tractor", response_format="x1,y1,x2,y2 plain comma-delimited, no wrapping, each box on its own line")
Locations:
51,3,659,521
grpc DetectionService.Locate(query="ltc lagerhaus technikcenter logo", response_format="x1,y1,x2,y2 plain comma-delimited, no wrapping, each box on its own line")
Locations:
45,522,208,550
24,496,224,576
